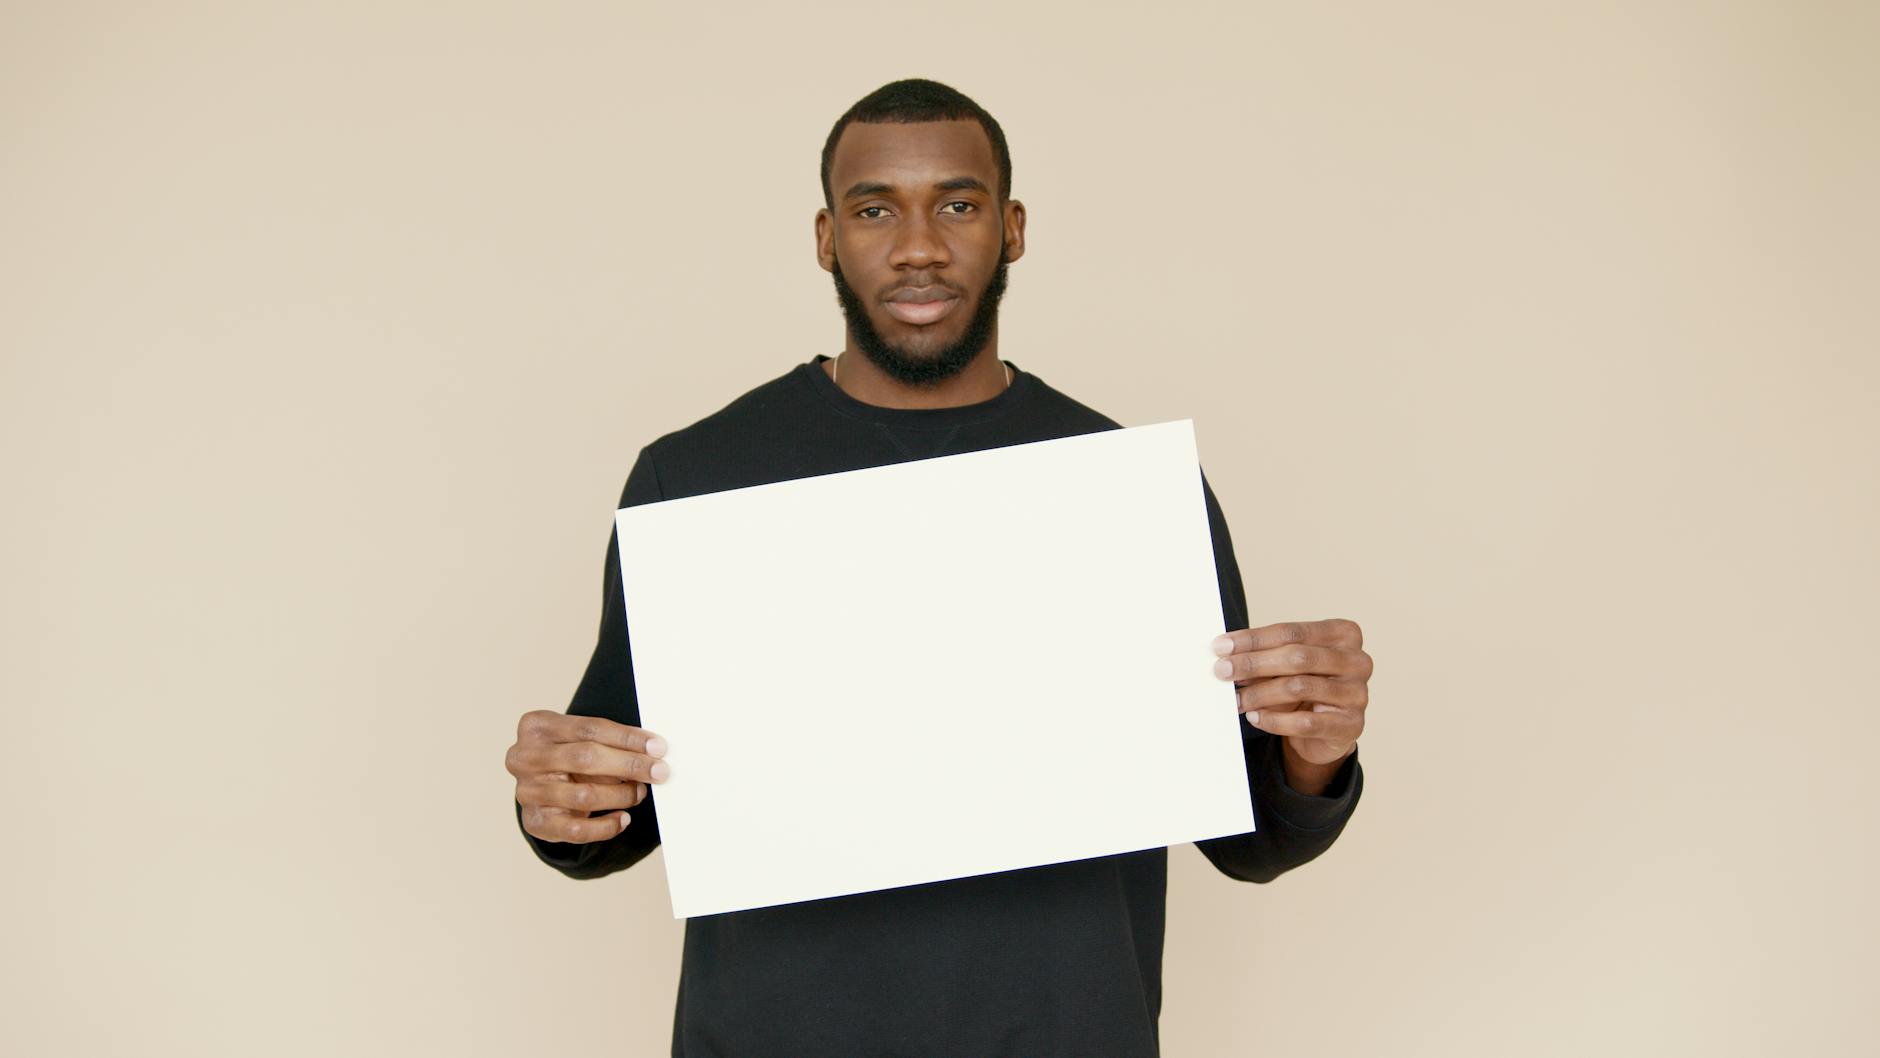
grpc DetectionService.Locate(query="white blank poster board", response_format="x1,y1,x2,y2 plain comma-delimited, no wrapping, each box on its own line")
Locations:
613,418,1255,919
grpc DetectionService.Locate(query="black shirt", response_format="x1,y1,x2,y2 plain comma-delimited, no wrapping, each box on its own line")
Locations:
517,355,1364,1057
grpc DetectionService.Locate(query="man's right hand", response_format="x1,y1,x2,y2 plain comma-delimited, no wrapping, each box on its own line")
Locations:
507,710,670,844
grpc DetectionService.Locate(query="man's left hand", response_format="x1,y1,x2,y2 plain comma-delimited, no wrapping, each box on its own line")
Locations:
1211,619,1369,772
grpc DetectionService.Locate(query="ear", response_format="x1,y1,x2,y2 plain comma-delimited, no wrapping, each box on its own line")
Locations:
1001,199,1027,264
814,208,835,273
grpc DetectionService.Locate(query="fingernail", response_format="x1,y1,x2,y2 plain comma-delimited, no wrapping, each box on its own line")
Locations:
646,737,668,758
1212,636,1235,656
1213,658,1234,679
650,760,671,783
619,812,632,830
1245,711,1261,727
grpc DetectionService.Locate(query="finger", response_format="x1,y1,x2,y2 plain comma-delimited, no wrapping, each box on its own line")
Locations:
1237,674,1369,714
519,803,633,844
574,773,660,805
518,779,650,813
514,741,671,784
1213,641,1363,684
1211,619,1362,659
517,709,668,757
1246,703,1363,741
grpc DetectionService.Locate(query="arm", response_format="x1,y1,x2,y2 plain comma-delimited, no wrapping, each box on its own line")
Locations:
516,445,668,880
1189,472,1366,883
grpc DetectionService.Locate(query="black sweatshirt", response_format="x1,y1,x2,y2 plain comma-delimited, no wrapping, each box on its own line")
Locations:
517,354,1364,1057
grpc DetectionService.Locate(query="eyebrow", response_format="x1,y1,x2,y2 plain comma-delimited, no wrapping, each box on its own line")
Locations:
841,176,991,201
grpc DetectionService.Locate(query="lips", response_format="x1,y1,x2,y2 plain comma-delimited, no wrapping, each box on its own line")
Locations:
884,285,960,326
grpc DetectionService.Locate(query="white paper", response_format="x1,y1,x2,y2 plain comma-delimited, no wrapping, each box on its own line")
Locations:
613,418,1255,918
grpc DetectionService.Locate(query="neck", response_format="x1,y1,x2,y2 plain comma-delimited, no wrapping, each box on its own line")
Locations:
826,343,1009,409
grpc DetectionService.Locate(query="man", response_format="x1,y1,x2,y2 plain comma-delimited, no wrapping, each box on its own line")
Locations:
505,78,1370,1057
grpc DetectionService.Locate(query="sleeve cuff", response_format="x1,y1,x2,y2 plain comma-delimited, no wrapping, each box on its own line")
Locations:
1252,736,1361,832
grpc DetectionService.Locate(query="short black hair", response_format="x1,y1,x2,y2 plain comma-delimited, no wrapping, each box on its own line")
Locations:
820,78,1012,210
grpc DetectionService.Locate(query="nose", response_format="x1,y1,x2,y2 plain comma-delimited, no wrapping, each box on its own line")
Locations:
887,209,949,271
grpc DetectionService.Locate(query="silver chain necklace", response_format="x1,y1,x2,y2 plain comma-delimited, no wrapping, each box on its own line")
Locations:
833,354,1012,390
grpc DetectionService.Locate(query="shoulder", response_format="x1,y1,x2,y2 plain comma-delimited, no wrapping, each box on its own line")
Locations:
624,363,840,499
638,363,813,468
1018,368,1128,437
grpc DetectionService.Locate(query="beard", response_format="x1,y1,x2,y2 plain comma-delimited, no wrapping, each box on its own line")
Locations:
830,240,1010,389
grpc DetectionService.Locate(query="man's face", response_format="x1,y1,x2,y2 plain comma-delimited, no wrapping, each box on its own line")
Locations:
817,119,1026,387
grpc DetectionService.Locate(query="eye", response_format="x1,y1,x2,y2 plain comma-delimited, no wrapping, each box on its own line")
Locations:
943,201,974,214
858,206,889,219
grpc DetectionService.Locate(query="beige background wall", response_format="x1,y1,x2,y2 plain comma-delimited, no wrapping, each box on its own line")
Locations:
4,2,1875,1055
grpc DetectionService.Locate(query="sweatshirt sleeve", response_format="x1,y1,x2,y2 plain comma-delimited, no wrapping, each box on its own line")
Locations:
1190,470,1366,884
515,445,668,880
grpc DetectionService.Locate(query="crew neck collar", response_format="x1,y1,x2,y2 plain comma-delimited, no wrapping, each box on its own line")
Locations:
797,353,1035,429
